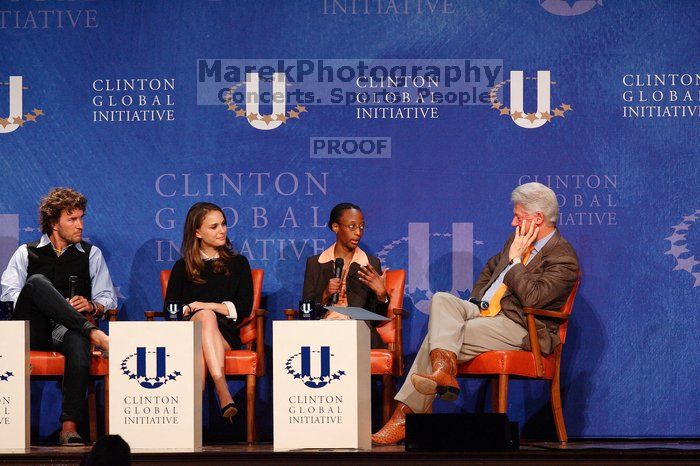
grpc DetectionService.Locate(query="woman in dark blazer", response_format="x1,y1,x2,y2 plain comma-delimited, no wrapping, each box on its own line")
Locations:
303,203,388,348
164,202,253,422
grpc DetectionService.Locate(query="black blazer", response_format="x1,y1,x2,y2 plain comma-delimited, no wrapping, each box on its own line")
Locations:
303,254,387,349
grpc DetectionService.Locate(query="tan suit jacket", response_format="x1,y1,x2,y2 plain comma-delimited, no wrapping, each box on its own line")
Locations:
470,230,579,355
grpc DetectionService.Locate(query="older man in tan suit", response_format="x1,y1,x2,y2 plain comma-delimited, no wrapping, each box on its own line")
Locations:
372,182,579,445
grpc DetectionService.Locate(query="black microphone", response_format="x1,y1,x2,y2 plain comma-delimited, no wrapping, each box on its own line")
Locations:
68,276,78,299
331,258,344,304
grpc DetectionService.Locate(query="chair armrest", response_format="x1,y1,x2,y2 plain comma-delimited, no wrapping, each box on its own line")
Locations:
283,309,298,320
235,310,255,328
526,314,545,377
144,311,164,321
255,309,266,376
233,307,265,328
91,307,105,320
392,308,405,376
523,307,569,320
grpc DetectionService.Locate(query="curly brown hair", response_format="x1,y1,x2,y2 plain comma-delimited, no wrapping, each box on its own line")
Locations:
39,187,87,235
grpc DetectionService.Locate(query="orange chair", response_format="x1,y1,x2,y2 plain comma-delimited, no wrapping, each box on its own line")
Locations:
285,269,406,423
145,269,266,444
456,273,581,443
29,308,118,443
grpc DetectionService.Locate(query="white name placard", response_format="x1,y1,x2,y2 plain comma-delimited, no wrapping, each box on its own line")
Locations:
0,321,29,452
273,320,370,450
109,322,202,452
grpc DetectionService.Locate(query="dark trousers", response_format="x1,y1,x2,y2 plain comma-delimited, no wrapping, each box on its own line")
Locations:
11,274,97,423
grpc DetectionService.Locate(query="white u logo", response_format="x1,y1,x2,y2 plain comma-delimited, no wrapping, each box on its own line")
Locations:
509,70,551,129
408,222,474,313
245,72,286,131
0,76,23,134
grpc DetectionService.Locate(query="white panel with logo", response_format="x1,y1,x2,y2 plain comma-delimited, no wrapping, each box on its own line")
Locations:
273,320,371,450
0,321,29,452
109,322,203,452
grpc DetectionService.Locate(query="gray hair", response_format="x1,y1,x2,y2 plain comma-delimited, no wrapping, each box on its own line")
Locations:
511,182,559,225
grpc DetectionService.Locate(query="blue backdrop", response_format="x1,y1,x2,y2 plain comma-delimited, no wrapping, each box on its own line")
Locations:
0,0,698,441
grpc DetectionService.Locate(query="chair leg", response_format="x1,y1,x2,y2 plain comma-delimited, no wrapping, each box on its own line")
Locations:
87,380,97,443
551,364,567,443
104,375,110,436
246,374,256,444
490,378,499,413
381,374,393,424
497,374,509,413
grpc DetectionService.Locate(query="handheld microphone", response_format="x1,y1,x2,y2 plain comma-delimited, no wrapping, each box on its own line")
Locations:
68,276,78,298
331,258,344,304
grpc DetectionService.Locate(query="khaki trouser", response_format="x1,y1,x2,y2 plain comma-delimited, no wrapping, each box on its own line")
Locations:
395,292,527,413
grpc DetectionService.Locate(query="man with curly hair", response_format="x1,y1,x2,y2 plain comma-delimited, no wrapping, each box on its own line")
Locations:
1,187,115,446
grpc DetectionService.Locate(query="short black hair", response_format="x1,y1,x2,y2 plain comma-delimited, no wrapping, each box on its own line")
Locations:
327,203,362,230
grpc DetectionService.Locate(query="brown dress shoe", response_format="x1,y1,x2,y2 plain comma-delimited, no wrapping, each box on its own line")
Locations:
371,402,413,446
410,348,460,401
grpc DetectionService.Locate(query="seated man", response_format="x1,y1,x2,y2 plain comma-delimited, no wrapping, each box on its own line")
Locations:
372,182,579,445
1,187,115,446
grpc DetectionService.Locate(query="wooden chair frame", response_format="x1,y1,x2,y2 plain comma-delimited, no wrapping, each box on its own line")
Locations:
145,269,266,444
457,274,581,443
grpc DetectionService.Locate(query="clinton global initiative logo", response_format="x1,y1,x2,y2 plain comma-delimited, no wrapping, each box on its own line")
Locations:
540,0,602,16
665,210,700,288
322,0,456,15
285,346,346,389
489,71,572,129
120,347,182,389
221,75,308,131
0,3,98,29
379,222,480,314
92,78,175,123
0,76,44,134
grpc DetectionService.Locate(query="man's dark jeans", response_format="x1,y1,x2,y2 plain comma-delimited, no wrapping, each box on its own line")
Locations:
12,274,97,423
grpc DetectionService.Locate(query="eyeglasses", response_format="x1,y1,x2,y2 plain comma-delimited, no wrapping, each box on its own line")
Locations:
337,223,367,232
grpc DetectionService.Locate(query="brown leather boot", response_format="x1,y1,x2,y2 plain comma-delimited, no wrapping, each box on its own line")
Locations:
410,348,460,401
371,402,413,446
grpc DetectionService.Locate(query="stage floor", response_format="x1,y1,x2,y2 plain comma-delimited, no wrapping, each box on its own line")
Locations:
1,440,698,465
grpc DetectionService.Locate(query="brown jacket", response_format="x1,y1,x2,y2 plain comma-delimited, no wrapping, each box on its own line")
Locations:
470,230,579,355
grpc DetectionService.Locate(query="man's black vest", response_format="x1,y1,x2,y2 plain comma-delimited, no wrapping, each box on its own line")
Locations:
26,241,92,300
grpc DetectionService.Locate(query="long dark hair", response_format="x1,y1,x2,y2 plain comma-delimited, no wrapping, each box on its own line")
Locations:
182,202,236,284
327,202,362,230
